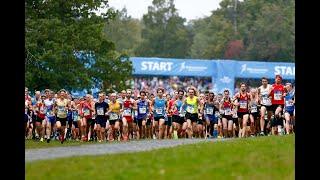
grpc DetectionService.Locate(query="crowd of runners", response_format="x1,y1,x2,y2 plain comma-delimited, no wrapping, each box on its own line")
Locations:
25,75,295,144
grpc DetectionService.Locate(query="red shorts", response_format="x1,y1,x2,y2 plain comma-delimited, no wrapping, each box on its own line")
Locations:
123,116,133,123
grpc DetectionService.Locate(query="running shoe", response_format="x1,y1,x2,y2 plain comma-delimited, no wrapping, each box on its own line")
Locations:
40,137,44,142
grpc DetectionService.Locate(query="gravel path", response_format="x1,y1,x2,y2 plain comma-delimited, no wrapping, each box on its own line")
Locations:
26,138,232,162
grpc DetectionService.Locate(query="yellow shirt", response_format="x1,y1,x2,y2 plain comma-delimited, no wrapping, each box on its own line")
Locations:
56,99,68,118
186,96,198,114
109,101,121,114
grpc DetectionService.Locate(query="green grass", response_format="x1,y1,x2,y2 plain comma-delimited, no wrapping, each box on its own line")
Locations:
26,135,294,180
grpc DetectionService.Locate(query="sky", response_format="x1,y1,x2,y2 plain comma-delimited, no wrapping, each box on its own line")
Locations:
108,0,223,21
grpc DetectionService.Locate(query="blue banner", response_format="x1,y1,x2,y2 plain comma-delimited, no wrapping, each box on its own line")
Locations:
130,57,217,77
215,60,236,95
236,61,295,79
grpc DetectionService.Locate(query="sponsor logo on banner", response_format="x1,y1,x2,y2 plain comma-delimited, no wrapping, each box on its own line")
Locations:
274,66,295,76
179,62,207,72
220,76,232,83
240,64,268,74
141,61,174,71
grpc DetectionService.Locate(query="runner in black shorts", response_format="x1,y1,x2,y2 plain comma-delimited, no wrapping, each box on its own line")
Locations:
249,88,260,136
95,92,109,142
258,77,273,136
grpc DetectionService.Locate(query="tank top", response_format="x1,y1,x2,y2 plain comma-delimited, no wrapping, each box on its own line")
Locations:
259,85,272,106
250,98,259,113
109,100,121,120
154,97,166,117
204,101,216,116
237,93,249,113
56,99,68,118
285,90,295,112
222,98,233,116
137,100,148,119
36,102,46,119
173,99,183,116
123,99,133,117
82,101,92,119
271,84,286,105
44,99,55,117
186,96,198,114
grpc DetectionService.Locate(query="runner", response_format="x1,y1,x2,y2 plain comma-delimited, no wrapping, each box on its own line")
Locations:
258,77,273,136
31,91,41,139
71,97,81,141
43,89,55,143
80,94,95,141
284,82,295,135
165,93,174,139
234,83,251,138
151,88,167,139
35,94,46,142
249,88,260,137
54,89,70,144
203,91,219,138
183,87,202,138
220,89,234,138
172,90,187,139
107,93,122,141
122,90,134,141
134,90,151,140
25,88,32,139
95,92,109,142
270,75,287,135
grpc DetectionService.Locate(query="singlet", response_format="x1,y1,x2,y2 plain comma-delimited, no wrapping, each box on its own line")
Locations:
185,96,198,114
173,99,183,116
204,100,217,116
271,84,286,105
44,98,55,117
72,104,80,122
153,97,166,117
250,98,259,113
82,101,93,119
259,84,272,106
109,100,121,120
95,101,108,118
137,99,149,119
285,90,295,112
237,93,250,113
222,98,233,116
56,98,68,118
36,101,46,119
167,99,175,117
123,99,134,117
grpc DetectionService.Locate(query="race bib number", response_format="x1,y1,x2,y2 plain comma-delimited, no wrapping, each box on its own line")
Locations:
156,108,163,115
139,107,147,114
206,107,214,115
109,113,118,120
251,106,258,113
262,97,271,105
58,106,65,114
285,100,293,107
274,91,282,100
224,108,232,116
186,106,194,113
73,113,79,121
123,108,132,116
83,109,90,116
97,108,104,116
239,101,247,109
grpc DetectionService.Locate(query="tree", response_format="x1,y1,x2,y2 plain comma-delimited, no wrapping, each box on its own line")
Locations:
25,0,133,92
135,0,192,58
104,8,142,56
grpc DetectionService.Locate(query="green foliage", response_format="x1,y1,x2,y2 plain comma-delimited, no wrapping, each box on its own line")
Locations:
25,0,133,92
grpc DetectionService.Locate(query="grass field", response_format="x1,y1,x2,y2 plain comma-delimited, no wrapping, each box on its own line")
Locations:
26,135,294,180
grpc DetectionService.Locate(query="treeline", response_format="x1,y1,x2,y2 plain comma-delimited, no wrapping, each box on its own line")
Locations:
105,0,294,62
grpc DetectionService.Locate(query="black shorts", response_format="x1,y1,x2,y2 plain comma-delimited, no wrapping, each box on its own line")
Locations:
87,118,96,127
36,116,45,123
165,116,172,126
233,118,239,126
24,114,29,123
172,115,185,125
146,118,152,126
185,112,198,122
96,118,107,128
31,114,37,123
250,112,260,119
237,112,249,119
285,111,294,116
271,116,284,127
136,117,147,127
154,116,165,121
197,119,204,125
261,105,272,112
271,104,284,114
56,117,67,126
73,121,80,128
221,114,233,120
109,120,119,126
